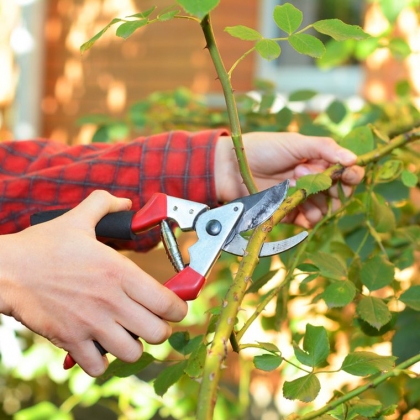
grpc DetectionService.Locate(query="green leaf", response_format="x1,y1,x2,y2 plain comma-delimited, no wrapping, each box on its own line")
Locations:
360,255,395,291
395,225,420,246
375,159,403,183
400,286,420,311
102,352,155,379
283,374,321,402
356,296,392,330
322,280,356,308
169,332,203,355
273,3,303,35
246,270,278,294
153,360,187,396
326,100,347,124
355,36,380,60
380,404,398,416
401,169,418,187
317,39,355,69
224,25,262,41
169,331,190,355
301,273,319,285
348,398,382,417
176,0,219,18
107,123,129,140
389,38,412,60
380,0,406,23
116,19,148,39
296,173,332,195
288,89,317,102
158,10,180,21
341,351,396,376
80,18,122,53
288,33,325,58
257,341,280,353
255,39,281,61
253,354,282,371
299,123,331,137
297,263,319,273
185,343,207,377
341,126,374,156
396,80,411,97
369,195,395,234
276,106,293,129
92,126,110,143
309,251,347,281
294,324,330,368
313,19,369,41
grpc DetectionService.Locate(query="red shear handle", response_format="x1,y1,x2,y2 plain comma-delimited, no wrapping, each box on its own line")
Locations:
131,192,167,233
164,266,205,301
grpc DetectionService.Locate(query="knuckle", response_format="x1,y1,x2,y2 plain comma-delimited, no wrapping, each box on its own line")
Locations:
85,363,107,378
147,322,171,344
154,290,176,316
119,342,143,363
87,189,113,209
174,301,188,321
89,189,110,200
155,289,187,321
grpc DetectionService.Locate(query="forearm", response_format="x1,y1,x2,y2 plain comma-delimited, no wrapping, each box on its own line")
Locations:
0,130,225,250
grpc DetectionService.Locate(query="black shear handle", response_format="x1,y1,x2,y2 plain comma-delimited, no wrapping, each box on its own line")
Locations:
30,209,136,240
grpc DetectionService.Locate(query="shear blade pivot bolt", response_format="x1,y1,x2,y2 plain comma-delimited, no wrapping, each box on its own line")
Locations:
206,220,222,236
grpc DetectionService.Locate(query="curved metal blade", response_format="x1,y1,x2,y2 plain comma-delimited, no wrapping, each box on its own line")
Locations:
224,180,290,245
223,231,308,257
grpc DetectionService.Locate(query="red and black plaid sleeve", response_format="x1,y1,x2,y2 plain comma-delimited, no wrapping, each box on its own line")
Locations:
0,129,226,251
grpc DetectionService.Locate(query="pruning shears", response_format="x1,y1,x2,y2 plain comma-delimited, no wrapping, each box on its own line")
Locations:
30,179,307,369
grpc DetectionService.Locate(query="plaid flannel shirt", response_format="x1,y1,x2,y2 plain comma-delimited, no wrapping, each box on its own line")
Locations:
0,130,225,251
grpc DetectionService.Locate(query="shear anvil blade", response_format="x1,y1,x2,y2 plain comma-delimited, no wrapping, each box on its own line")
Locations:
224,180,290,245
223,231,308,257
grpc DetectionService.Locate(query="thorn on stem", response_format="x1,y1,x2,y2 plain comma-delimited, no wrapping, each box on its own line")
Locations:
222,338,228,357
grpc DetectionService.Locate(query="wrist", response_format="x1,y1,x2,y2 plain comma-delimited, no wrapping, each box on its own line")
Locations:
0,233,20,315
214,136,244,202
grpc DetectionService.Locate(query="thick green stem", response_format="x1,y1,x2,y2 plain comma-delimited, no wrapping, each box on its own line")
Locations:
200,15,258,194
196,221,272,419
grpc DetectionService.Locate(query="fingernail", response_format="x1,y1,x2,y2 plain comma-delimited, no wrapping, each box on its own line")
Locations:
296,165,312,177
336,149,357,165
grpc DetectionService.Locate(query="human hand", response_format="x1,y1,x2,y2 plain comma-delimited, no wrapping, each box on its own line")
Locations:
0,190,187,377
215,132,365,227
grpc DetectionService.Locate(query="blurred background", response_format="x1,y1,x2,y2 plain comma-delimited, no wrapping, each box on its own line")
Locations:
1,0,419,144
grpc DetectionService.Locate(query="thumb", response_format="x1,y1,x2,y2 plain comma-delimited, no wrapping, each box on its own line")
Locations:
288,135,358,166
68,190,132,227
